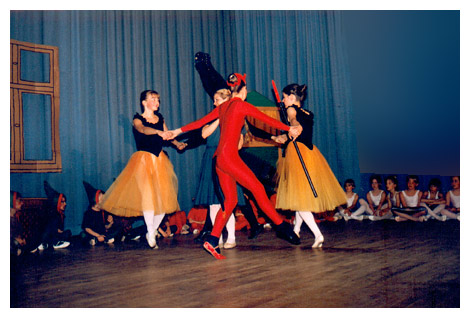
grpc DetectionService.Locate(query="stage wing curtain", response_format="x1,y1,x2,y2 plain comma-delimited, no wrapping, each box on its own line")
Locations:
10,10,359,234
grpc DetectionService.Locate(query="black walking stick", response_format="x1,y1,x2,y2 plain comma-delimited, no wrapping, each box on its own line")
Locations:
272,80,318,198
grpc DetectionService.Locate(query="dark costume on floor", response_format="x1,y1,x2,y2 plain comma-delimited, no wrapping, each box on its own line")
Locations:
80,181,121,244
40,181,72,248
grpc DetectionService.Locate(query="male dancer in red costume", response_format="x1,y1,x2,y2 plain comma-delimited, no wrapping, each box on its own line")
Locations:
164,73,302,259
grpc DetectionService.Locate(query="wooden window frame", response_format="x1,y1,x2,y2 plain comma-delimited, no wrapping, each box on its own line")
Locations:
10,40,61,173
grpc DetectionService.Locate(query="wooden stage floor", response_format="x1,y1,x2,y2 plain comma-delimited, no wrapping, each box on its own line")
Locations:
11,218,460,308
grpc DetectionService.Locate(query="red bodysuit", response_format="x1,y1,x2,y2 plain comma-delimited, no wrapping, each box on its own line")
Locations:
181,97,290,237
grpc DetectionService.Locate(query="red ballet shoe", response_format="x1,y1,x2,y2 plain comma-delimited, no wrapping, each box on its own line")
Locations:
203,235,226,260
203,241,226,260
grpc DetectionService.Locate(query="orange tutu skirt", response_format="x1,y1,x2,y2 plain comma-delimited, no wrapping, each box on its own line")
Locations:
100,151,180,217
275,143,346,213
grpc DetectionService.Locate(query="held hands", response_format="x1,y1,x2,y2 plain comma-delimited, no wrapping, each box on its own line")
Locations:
288,125,302,140
271,134,288,144
162,128,182,140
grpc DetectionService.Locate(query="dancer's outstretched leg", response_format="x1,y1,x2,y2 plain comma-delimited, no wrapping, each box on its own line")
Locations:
216,156,300,245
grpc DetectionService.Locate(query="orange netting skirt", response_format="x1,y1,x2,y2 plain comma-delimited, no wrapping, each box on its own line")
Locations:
275,143,346,213
100,151,180,217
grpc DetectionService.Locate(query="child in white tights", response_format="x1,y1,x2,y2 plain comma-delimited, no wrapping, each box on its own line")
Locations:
392,175,427,222
337,179,367,221
441,176,460,221
358,175,388,221
369,175,398,221
420,178,446,221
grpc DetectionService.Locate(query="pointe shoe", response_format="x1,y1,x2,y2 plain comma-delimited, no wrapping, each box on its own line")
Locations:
203,235,226,260
223,241,237,249
274,221,301,245
146,232,158,249
312,235,324,248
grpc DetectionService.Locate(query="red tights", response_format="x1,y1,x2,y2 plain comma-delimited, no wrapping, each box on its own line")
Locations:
211,154,283,238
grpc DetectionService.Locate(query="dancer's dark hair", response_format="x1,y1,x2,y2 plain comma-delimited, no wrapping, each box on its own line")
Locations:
282,83,307,103
344,179,355,188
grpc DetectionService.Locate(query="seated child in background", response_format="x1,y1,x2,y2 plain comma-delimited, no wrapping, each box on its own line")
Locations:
10,191,26,256
369,175,398,221
392,175,427,222
384,175,401,213
157,214,177,238
80,181,121,246
441,176,460,221
358,174,388,221
35,181,72,251
337,179,366,221
420,178,446,221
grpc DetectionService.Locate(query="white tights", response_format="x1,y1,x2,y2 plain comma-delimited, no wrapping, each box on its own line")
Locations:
293,211,322,239
143,211,165,238
420,203,446,220
209,204,236,244
338,203,367,219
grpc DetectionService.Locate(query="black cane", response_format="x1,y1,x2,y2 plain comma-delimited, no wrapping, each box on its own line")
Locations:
272,80,318,198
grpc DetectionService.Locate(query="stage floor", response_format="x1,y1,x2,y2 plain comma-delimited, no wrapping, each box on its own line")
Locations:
11,218,460,308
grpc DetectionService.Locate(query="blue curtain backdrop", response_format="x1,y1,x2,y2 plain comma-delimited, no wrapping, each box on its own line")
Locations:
10,10,360,234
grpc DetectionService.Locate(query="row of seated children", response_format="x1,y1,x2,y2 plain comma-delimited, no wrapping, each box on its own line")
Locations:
336,175,460,223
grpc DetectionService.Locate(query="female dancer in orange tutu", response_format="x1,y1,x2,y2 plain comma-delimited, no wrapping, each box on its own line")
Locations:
273,84,347,248
164,73,302,259
99,90,186,249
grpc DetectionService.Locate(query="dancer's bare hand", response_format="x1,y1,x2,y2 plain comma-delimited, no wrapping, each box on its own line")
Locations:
271,134,288,144
288,125,302,140
173,141,188,150
163,128,182,140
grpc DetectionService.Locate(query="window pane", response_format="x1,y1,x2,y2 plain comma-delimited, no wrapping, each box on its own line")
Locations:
20,50,50,83
22,93,52,160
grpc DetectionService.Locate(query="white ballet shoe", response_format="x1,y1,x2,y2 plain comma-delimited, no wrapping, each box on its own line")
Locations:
223,241,237,249
146,232,158,249
312,235,324,248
